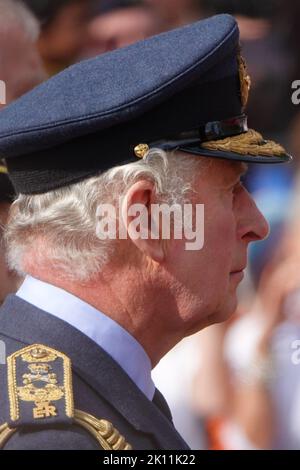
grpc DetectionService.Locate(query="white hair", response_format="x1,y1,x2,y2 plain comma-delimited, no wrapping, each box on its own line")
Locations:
5,149,208,282
0,0,40,41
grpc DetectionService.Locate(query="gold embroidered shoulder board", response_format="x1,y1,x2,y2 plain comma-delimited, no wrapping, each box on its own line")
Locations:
0,344,132,450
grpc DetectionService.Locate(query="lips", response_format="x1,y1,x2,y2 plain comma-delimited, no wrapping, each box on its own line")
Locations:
229,269,245,283
229,265,246,281
230,268,245,274
230,262,247,274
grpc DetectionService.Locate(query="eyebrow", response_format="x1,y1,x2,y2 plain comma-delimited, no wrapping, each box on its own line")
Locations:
231,162,248,178
227,163,248,187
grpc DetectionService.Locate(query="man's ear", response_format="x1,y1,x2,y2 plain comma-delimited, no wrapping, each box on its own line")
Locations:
121,180,166,263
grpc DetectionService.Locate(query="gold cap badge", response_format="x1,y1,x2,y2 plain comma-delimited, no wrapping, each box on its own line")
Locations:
134,143,149,159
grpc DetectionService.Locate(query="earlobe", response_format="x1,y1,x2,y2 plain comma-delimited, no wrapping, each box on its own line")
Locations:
140,239,166,263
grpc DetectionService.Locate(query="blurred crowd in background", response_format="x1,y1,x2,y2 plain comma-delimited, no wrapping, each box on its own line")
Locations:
1,0,300,450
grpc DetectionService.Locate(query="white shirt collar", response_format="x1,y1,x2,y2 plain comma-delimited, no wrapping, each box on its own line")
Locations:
16,275,155,401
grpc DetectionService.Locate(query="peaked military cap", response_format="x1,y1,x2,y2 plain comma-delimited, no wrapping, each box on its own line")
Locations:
0,14,291,195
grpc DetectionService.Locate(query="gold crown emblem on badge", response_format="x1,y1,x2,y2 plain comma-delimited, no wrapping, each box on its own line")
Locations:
21,347,57,363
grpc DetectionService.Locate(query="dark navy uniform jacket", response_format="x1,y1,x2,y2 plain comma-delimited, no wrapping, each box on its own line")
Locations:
0,295,189,450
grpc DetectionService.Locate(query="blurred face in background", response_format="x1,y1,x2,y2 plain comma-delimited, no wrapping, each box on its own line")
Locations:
145,0,193,12
144,0,201,27
38,1,89,65
0,25,45,106
85,6,159,56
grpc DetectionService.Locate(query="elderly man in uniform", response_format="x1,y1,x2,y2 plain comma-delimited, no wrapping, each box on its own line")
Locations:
0,15,291,449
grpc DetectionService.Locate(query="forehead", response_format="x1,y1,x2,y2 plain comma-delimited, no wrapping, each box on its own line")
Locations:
190,158,248,200
206,159,248,184
221,160,247,180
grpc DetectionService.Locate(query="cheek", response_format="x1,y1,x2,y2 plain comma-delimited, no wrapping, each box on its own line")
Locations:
167,199,237,288
204,204,236,265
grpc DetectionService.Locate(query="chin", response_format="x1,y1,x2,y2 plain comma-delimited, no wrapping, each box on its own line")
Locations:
207,295,238,326
184,294,237,336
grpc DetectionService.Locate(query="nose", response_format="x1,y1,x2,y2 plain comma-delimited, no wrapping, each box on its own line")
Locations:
236,187,270,243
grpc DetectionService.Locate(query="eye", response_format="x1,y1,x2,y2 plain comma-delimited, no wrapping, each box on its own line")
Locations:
231,181,241,192
231,181,245,197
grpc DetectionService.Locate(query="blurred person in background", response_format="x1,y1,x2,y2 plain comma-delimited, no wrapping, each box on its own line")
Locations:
144,0,203,30
152,333,207,449
82,0,160,58
0,0,46,105
0,0,46,302
277,0,300,172
22,0,92,75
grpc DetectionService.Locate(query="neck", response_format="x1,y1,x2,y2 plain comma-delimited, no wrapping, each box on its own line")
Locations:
25,265,184,367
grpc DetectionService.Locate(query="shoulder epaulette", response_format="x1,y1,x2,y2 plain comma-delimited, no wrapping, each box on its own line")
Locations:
0,344,132,450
